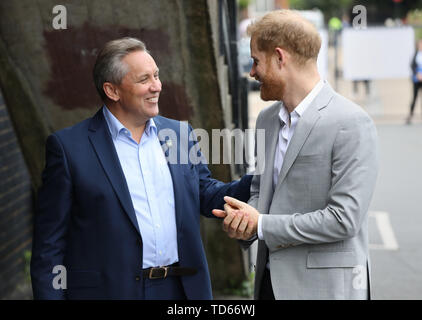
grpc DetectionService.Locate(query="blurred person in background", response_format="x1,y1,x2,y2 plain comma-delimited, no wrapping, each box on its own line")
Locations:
352,79,371,100
407,38,422,125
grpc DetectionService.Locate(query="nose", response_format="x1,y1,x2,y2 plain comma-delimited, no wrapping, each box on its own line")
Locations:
249,64,256,78
150,78,162,92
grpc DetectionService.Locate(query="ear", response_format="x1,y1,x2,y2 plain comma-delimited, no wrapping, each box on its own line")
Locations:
274,47,287,68
103,82,120,102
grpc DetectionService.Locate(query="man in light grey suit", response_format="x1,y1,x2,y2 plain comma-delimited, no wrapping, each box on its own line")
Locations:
213,10,378,300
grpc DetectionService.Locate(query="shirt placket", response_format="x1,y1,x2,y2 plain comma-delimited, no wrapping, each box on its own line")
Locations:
280,122,289,159
274,120,286,186
138,137,163,266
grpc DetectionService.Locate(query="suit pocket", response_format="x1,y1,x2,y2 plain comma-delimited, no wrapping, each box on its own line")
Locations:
307,251,358,269
67,270,101,288
294,154,325,164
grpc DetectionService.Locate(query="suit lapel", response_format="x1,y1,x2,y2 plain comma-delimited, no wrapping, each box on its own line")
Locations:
275,83,335,191
258,103,281,214
88,108,141,236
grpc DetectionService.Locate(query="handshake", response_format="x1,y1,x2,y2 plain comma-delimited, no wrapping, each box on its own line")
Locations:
212,196,260,240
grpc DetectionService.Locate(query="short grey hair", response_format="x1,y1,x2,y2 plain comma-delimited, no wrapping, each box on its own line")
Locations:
93,37,148,101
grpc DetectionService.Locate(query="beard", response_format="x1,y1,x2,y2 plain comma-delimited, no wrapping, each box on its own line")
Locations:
259,72,285,101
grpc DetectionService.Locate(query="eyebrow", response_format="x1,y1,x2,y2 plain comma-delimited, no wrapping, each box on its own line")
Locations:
137,69,160,78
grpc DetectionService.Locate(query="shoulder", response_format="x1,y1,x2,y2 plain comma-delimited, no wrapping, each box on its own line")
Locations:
49,108,104,148
154,115,193,133
52,117,92,143
326,93,374,128
154,115,179,126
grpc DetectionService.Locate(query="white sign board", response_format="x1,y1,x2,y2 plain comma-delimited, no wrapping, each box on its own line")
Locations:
342,27,415,80
317,29,329,80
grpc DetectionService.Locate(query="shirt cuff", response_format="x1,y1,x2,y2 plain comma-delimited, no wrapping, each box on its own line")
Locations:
257,214,264,240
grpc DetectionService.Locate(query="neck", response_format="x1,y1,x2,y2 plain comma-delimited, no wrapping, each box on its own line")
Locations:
282,65,321,113
105,102,147,143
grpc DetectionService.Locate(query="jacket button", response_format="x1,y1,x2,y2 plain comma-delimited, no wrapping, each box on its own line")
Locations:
135,276,140,281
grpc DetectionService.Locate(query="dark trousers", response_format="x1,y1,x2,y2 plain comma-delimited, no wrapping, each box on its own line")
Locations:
142,262,187,299
410,81,422,116
259,268,275,300
143,275,186,300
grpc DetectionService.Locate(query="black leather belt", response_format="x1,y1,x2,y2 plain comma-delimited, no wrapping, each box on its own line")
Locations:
142,263,197,280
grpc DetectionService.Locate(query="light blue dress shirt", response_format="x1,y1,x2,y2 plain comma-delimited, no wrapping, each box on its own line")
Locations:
103,106,178,268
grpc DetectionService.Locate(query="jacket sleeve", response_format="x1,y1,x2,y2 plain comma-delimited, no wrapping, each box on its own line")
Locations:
236,171,261,250
187,125,252,218
198,165,253,218
238,128,262,249
30,134,72,300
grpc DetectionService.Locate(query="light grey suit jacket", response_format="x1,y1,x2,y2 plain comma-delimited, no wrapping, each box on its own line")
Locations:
246,82,378,300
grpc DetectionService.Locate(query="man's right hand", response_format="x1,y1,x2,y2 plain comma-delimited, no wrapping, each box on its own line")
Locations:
212,196,259,240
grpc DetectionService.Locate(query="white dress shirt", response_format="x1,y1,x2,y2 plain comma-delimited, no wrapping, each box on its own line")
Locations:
257,79,325,240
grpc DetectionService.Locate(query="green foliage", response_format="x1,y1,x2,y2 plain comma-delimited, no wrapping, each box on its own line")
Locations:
407,9,422,25
220,271,255,298
289,0,353,21
407,9,422,41
415,29,422,41
237,0,252,11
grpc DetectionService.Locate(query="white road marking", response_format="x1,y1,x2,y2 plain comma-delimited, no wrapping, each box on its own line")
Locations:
369,211,399,251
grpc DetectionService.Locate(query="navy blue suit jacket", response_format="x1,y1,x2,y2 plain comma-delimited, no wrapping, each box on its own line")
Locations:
30,108,252,299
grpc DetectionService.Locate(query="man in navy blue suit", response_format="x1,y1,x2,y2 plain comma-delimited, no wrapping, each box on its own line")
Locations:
30,37,252,300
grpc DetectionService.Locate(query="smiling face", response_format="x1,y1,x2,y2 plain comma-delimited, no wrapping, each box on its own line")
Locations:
249,37,285,101
114,50,161,125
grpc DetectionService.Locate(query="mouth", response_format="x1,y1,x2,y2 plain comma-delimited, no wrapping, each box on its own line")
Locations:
146,96,159,103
